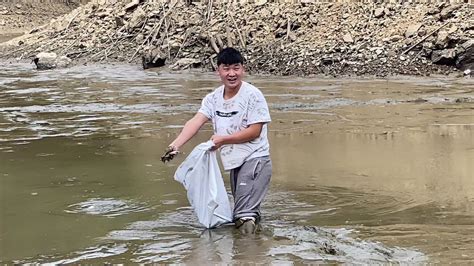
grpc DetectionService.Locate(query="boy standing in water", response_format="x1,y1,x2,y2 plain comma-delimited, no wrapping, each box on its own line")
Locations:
163,47,272,234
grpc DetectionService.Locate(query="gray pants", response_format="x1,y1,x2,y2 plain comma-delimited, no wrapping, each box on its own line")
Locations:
230,156,272,222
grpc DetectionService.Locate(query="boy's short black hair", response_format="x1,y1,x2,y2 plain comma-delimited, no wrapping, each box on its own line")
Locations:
217,47,244,66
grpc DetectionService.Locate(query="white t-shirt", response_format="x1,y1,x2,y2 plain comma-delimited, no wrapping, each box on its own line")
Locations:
198,81,271,170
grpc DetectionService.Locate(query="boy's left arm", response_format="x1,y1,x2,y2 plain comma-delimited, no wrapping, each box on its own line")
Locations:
211,123,263,149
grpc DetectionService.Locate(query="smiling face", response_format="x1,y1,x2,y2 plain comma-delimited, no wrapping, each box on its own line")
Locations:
217,63,244,91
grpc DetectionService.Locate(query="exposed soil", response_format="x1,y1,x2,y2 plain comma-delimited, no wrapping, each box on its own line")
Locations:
0,1,80,35
0,1,472,77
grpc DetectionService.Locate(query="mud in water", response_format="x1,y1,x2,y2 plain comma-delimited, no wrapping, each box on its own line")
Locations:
0,63,473,264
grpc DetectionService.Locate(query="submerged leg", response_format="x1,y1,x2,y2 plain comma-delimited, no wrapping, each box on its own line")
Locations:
230,156,272,234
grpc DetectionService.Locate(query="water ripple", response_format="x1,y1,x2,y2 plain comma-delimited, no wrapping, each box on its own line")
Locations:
65,198,150,217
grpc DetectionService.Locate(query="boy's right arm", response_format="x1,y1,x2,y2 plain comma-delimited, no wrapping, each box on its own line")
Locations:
168,112,209,151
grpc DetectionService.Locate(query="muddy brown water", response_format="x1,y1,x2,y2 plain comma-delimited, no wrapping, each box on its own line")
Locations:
0,63,473,264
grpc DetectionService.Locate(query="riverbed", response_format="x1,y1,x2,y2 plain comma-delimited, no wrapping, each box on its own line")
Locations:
0,63,473,263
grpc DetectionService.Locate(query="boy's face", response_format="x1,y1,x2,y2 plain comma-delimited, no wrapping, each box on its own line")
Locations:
217,63,244,90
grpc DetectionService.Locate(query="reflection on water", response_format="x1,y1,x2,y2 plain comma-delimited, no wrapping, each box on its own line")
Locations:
0,63,473,264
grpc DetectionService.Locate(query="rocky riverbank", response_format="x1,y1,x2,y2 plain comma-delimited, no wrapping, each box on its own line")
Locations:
0,0,472,76
0,1,80,36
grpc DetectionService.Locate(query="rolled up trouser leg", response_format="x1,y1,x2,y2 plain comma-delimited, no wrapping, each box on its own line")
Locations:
230,156,272,222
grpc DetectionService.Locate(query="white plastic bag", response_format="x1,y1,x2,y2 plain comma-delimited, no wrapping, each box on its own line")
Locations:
174,140,232,228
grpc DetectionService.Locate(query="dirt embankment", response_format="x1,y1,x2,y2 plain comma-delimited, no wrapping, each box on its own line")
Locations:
0,1,83,36
0,0,472,77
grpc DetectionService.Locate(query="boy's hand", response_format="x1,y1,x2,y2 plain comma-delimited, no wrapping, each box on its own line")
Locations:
161,145,179,163
210,135,227,150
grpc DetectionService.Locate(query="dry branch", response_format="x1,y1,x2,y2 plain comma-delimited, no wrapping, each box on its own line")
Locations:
227,10,245,48
401,22,451,55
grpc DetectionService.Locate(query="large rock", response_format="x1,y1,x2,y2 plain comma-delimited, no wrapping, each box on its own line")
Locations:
142,48,166,69
374,8,384,18
455,39,474,71
405,23,422,38
126,6,145,30
342,33,354,43
33,52,72,70
427,6,441,15
435,30,449,49
431,49,456,66
440,4,461,21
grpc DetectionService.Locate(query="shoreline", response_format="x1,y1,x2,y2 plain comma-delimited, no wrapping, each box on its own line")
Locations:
0,59,468,79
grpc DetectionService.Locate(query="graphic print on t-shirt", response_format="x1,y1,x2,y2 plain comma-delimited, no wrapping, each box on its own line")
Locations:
198,81,271,170
216,110,239,117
